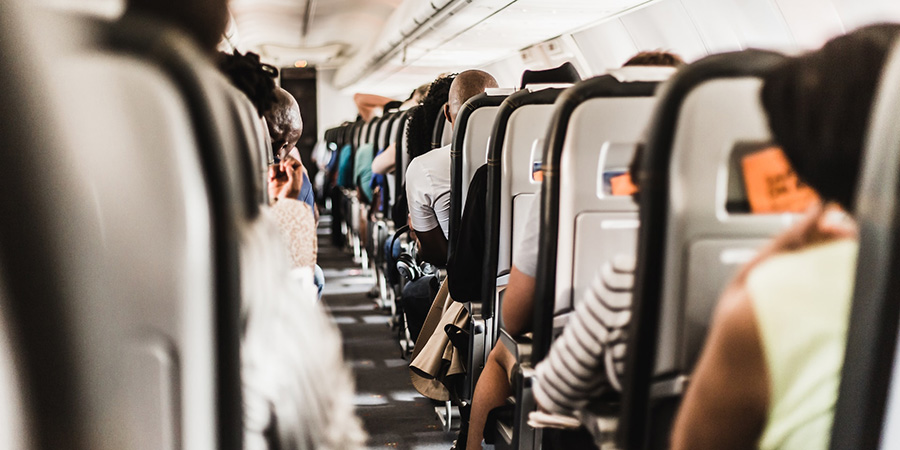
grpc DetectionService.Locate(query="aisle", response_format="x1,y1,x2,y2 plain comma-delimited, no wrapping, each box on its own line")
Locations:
318,220,455,450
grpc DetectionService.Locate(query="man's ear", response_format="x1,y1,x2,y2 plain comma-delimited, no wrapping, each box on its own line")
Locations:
443,103,452,125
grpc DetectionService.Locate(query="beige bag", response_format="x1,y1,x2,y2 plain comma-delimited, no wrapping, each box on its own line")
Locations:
409,279,470,401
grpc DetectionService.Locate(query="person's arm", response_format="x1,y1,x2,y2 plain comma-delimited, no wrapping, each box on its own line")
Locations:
670,283,769,450
372,143,397,175
405,159,448,265
354,93,395,122
415,227,448,266
500,266,536,337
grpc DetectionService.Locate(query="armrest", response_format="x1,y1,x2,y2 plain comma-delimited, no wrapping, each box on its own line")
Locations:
499,328,532,364
496,272,510,287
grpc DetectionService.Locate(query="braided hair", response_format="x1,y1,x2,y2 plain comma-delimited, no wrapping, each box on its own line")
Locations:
217,50,279,117
406,74,456,161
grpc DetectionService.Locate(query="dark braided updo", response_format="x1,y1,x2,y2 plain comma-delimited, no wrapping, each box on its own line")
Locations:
217,50,279,117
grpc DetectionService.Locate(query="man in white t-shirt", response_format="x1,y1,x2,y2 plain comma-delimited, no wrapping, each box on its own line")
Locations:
405,70,498,265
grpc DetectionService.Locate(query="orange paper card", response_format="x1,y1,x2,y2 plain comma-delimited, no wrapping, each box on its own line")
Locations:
741,147,819,213
610,173,638,196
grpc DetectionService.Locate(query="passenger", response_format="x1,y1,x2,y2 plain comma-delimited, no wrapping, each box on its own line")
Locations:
266,88,317,216
393,76,455,227
405,71,498,266
371,84,430,176
461,52,683,450
670,24,900,450
265,87,324,296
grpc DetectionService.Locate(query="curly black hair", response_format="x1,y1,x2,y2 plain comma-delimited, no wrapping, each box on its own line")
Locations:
406,74,456,161
217,50,279,117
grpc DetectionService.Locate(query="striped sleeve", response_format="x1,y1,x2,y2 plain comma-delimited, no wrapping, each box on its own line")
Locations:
533,265,633,415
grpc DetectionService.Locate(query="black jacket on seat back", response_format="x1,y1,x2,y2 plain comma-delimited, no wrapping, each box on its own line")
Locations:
447,164,489,302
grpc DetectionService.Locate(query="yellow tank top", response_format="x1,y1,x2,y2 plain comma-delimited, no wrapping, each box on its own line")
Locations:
746,239,858,450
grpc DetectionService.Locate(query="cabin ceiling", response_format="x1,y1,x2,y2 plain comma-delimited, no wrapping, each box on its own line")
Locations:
229,0,665,95
229,0,402,68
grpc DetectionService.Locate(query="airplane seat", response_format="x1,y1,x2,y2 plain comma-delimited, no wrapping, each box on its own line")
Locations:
448,92,508,261
432,109,448,149
441,113,453,147
444,91,508,401
384,113,405,215
0,4,250,448
371,113,397,310
393,111,411,209
0,2,89,448
490,89,568,292
524,74,661,447
619,50,789,450
831,41,900,450
520,62,582,89
477,87,565,450
227,83,272,206
365,116,380,146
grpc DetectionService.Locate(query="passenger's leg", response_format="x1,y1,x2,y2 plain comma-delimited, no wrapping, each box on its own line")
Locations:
467,344,516,450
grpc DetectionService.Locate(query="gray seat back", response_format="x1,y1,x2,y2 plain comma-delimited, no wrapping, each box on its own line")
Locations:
620,51,787,449
499,97,560,275
441,114,453,147
832,41,900,450
482,88,563,318
552,93,658,321
392,111,411,207
366,116,380,145
448,93,506,258
462,107,499,204
0,6,243,449
0,2,86,448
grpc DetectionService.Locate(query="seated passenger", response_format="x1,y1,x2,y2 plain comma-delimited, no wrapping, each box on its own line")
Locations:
393,76,454,226
670,24,900,450
405,70,498,266
371,85,429,176
266,88,317,216
462,51,683,450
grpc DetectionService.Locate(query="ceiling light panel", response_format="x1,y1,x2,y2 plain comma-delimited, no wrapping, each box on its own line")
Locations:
337,0,660,90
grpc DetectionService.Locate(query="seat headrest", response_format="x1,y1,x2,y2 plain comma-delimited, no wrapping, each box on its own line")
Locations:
521,62,581,89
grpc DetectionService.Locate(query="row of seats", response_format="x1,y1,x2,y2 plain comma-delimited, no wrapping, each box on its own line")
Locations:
320,32,900,450
1,2,366,449
0,4,253,448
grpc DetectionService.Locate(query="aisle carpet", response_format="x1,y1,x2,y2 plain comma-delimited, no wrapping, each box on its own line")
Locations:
318,220,455,450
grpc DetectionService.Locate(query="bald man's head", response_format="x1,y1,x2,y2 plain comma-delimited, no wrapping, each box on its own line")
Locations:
128,0,229,52
446,70,498,125
264,88,303,161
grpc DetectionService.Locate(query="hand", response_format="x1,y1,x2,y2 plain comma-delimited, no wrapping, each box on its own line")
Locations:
268,156,304,202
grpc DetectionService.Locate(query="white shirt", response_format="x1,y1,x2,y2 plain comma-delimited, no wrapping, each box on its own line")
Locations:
513,190,541,277
406,144,452,238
